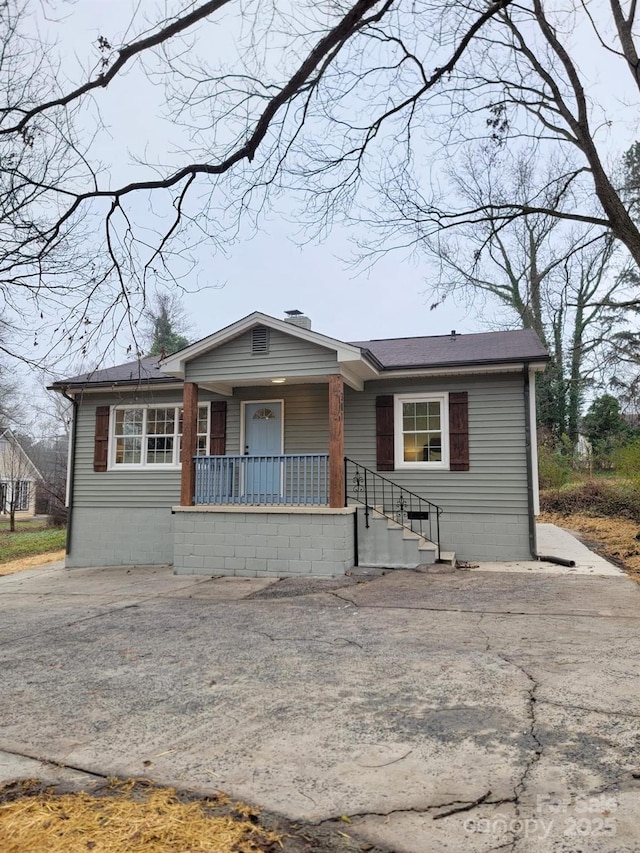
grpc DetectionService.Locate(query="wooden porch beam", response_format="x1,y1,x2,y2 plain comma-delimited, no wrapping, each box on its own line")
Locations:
328,374,345,508
180,381,198,506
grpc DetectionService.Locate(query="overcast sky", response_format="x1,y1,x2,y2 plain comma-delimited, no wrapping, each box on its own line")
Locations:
23,0,639,383
28,0,503,363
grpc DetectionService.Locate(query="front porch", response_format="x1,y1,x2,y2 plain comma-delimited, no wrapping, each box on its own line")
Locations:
175,373,354,576
163,315,443,576
180,374,347,509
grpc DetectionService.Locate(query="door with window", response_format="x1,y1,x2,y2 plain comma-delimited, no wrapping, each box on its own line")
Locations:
243,402,283,500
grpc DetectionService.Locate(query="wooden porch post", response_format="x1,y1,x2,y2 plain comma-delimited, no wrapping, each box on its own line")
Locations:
328,374,345,508
180,382,198,506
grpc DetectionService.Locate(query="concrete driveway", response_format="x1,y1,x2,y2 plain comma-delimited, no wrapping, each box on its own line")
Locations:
1,537,640,852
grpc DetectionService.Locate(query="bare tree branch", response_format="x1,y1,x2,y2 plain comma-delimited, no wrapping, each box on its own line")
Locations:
0,0,235,135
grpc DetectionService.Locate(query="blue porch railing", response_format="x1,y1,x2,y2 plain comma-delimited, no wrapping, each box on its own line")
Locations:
194,454,329,505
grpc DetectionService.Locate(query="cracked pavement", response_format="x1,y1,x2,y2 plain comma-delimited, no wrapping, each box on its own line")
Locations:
1,563,640,852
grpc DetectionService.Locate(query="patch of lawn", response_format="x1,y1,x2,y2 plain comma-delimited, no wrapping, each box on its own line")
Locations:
0,519,47,532
0,526,66,564
563,469,617,488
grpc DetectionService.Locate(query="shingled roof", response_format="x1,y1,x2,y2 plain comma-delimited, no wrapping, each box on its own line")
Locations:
50,326,547,389
50,356,175,389
351,328,548,369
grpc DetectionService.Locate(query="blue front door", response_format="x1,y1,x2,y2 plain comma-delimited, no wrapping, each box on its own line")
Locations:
244,402,282,500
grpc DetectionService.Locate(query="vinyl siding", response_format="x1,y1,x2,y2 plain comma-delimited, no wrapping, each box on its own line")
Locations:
72,385,330,509
73,374,527,515
73,389,217,509
344,373,528,514
227,385,329,454
184,327,340,383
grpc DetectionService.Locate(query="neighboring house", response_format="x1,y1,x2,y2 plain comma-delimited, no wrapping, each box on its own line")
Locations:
50,310,549,576
0,429,41,519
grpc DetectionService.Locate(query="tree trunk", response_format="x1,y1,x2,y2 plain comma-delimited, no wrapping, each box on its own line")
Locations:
528,228,546,343
567,303,584,445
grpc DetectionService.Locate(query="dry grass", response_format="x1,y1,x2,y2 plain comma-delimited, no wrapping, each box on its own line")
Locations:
0,549,65,576
541,511,640,583
0,779,280,853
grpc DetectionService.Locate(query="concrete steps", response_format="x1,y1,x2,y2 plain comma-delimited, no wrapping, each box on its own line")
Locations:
355,506,455,570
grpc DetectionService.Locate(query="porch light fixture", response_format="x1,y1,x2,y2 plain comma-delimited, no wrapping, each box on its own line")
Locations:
271,377,286,384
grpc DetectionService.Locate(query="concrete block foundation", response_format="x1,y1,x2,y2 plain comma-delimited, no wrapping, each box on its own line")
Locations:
66,507,174,568
172,506,356,578
439,512,531,561
64,506,529,571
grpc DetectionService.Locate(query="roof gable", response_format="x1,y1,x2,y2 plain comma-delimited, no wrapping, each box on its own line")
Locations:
0,429,42,479
183,325,343,387
160,311,365,377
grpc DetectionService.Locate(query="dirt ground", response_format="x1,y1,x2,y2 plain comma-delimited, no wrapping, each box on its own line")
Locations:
540,511,640,583
0,550,64,577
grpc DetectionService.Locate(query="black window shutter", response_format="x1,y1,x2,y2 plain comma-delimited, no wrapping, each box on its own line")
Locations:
375,395,394,471
93,406,110,472
449,392,469,471
209,400,227,455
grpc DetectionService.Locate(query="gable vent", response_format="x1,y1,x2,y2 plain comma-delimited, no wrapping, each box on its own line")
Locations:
251,325,269,353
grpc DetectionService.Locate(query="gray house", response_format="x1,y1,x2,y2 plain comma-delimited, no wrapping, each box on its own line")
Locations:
50,310,548,576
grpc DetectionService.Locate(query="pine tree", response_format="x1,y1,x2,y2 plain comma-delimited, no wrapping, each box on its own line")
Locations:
145,292,192,357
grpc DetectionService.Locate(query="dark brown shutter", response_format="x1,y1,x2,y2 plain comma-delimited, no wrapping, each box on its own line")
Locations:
93,406,110,472
209,400,227,455
375,395,394,471
449,392,469,471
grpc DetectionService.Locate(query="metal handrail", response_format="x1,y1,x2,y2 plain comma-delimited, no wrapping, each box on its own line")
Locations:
344,457,442,552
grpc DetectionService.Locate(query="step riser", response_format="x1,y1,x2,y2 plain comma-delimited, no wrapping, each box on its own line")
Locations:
357,507,442,569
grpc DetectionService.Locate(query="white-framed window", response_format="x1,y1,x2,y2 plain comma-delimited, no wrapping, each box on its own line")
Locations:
394,393,449,470
178,406,210,460
15,480,30,511
1,480,31,512
111,404,210,468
